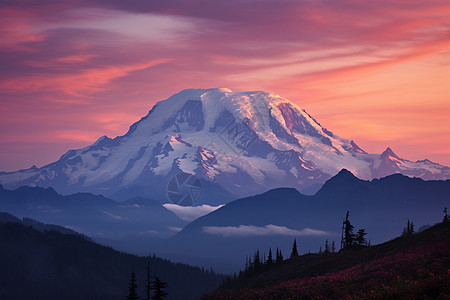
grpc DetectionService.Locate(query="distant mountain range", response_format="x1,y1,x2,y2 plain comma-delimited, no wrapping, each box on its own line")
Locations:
0,185,186,238
1,170,448,273
1,88,449,203
0,216,223,300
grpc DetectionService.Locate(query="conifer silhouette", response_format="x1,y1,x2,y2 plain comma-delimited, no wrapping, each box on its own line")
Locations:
341,211,355,249
290,239,299,258
266,248,273,265
355,229,367,246
276,248,284,264
126,271,139,300
152,277,168,300
402,219,415,236
324,239,330,253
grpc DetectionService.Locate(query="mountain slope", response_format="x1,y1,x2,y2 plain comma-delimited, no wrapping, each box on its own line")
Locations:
203,221,450,299
1,88,449,202
0,219,223,300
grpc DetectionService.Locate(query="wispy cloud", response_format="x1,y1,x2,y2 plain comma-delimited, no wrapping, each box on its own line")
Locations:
102,210,128,221
1,59,171,96
202,224,328,237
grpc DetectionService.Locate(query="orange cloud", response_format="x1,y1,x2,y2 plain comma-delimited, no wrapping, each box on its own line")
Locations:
0,58,172,96
0,9,46,50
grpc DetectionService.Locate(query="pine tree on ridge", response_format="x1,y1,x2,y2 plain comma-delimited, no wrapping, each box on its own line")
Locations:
290,239,299,258
126,271,139,300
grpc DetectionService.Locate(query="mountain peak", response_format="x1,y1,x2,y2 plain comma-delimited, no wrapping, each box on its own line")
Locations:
380,147,401,160
329,169,360,183
337,168,357,177
92,135,110,146
315,168,362,197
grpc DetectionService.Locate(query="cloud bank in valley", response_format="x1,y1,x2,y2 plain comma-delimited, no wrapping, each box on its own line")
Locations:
202,224,328,237
163,204,224,222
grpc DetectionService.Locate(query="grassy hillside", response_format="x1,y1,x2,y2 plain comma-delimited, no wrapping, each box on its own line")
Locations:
203,222,450,299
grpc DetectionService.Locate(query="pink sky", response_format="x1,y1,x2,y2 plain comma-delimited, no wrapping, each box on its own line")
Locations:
1,0,449,171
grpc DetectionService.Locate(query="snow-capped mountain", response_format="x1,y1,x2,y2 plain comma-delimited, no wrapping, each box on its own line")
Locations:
1,88,449,203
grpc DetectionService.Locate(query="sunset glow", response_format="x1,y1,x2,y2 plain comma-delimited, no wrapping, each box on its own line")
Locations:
1,0,449,171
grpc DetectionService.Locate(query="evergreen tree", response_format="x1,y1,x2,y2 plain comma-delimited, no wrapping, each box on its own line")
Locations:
126,271,139,300
146,262,151,300
402,219,415,236
444,207,449,223
275,248,283,264
244,256,249,272
266,248,273,265
331,241,336,253
324,239,330,253
355,229,367,246
152,277,168,300
341,211,355,249
254,250,260,265
402,220,409,236
253,250,261,272
290,239,299,258
238,270,243,279
319,246,322,254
